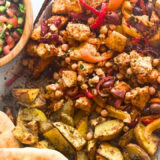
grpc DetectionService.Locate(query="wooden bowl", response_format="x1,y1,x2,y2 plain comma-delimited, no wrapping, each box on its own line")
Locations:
0,0,33,67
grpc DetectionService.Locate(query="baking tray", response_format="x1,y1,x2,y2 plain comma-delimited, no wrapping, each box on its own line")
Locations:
0,0,159,158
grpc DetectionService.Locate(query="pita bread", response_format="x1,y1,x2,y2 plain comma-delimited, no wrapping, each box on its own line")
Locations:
0,111,21,148
0,148,68,160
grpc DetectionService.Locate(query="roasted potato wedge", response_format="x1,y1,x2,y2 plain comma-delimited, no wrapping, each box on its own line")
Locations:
118,129,134,147
39,121,53,133
105,105,131,123
77,151,88,160
13,122,38,145
53,122,86,150
61,98,74,116
134,122,159,155
97,143,123,160
61,113,74,126
18,108,47,122
77,117,88,139
12,89,40,104
87,139,97,160
33,140,55,149
43,128,76,157
126,143,151,160
94,120,124,141
74,110,87,127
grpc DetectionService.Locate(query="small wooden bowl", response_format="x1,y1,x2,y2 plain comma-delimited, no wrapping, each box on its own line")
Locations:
0,0,33,67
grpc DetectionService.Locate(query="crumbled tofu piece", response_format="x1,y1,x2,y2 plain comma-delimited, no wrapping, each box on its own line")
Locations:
126,86,150,110
66,0,83,14
47,16,68,29
84,0,106,8
75,97,92,113
78,61,94,74
130,51,152,75
156,0,160,16
36,43,58,59
31,25,41,41
69,42,97,60
114,81,131,92
105,31,127,52
52,0,67,14
114,52,130,68
62,70,77,87
52,0,83,14
66,23,91,41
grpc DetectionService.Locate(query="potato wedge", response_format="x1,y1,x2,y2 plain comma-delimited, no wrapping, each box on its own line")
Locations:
61,98,74,116
97,143,123,160
105,105,131,123
39,121,53,133
61,113,74,126
53,122,86,150
12,89,40,104
94,120,124,141
96,155,107,160
33,140,54,149
126,143,151,160
18,108,47,122
77,117,88,139
144,118,160,139
77,151,88,160
87,139,97,160
74,110,86,127
134,122,159,155
13,122,38,145
43,128,76,157
118,129,134,147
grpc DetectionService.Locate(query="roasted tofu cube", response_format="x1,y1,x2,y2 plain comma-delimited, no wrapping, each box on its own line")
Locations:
66,23,91,41
36,43,58,59
66,0,83,14
62,70,77,87
126,86,150,110
75,97,92,113
130,51,152,75
114,52,130,68
105,31,127,52
31,25,41,41
84,0,106,8
156,0,160,16
47,16,68,29
26,41,38,57
78,61,94,74
52,0,67,14
69,42,97,60
52,0,83,14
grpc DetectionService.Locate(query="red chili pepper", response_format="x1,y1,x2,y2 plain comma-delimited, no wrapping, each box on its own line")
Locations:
91,3,108,29
85,89,95,98
140,0,146,15
132,37,142,44
142,119,156,124
79,0,100,16
5,70,24,87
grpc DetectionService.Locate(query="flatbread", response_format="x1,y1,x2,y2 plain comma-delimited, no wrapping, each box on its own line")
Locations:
0,111,21,148
0,148,68,160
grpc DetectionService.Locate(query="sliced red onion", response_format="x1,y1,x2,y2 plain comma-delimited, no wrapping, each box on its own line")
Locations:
111,88,126,99
96,76,114,97
142,47,159,56
41,19,48,37
114,99,122,109
65,87,78,97
69,13,89,21
102,79,114,88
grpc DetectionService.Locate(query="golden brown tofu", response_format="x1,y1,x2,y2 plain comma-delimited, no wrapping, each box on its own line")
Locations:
62,70,77,87
26,41,38,57
126,86,150,110
36,43,58,59
75,97,92,113
47,16,68,29
52,0,83,14
78,61,94,75
66,23,91,42
31,25,41,41
105,31,127,52
130,51,152,75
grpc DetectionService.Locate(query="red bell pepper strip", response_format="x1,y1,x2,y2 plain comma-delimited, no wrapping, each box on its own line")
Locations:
85,89,95,98
91,3,108,29
142,119,156,124
132,37,142,44
140,0,146,15
79,0,100,16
